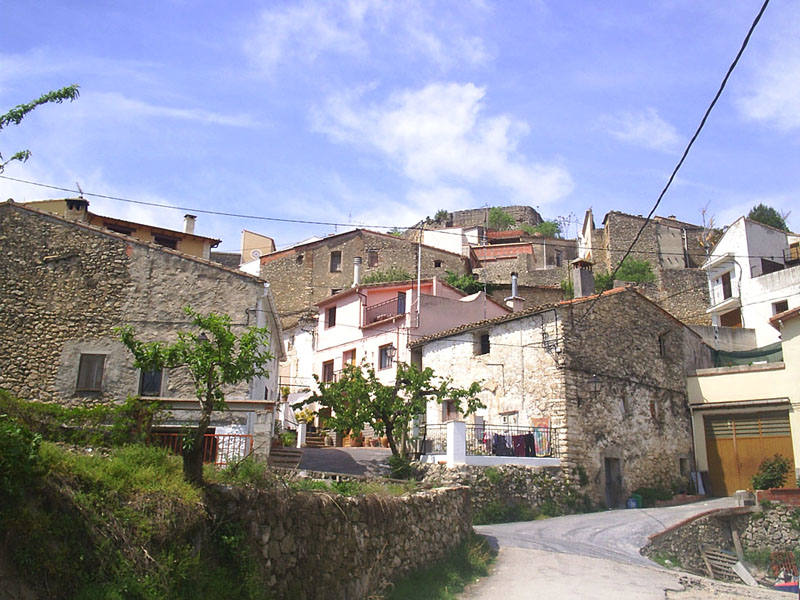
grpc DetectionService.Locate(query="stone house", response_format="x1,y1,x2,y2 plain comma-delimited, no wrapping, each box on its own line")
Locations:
22,197,221,259
0,200,284,458
579,209,711,325
687,306,800,496
259,228,470,330
702,216,800,347
410,280,712,506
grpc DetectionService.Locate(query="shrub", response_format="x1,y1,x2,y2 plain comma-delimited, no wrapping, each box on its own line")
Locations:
0,414,42,501
752,454,792,490
362,267,414,284
632,486,673,508
488,207,515,230
388,454,415,480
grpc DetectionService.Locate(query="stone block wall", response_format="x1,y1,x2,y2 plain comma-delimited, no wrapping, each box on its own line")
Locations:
417,463,586,515
0,203,274,406
206,484,472,599
260,230,469,329
433,205,543,229
559,290,707,503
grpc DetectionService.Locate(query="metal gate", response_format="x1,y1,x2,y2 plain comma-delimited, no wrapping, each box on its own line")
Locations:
704,410,794,496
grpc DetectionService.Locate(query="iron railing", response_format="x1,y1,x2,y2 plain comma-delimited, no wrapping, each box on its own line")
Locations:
364,296,404,325
153,432,254,467
417,423,559,458
467,424,559,458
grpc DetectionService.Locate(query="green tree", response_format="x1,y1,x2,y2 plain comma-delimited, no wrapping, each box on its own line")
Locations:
748,203,790,232
445,270,494,295
118,307,273,484
1,85,80,172
595,258,655,292
521,220,561,238
362,266,413,284
434,209,450,223
488,207,515,230
305,362,482,457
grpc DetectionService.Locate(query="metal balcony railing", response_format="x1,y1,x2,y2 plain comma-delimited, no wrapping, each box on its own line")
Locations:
364,296,404,325
152,432,254,467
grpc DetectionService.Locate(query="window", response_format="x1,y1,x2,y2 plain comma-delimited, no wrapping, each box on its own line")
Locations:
139,369,163,397
658,333,667,358
368,250,378,267
296,254,304,265
330,251,342,272
474,332,490,355
720,307,742,327
397,292,406,314
555,250,562,267
331,288,342,296
343,349,356,365
379,344,394,370
104,222,134,235
326,306,336,328
773,300,789,315
153,235,178,250
433,259,442,268
76,354,105,391
321,360,335,383
719,271,732,300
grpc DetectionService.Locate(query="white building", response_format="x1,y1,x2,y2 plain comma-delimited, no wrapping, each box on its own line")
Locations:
703,217,800,347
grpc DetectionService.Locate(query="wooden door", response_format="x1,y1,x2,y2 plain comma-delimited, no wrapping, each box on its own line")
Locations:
704,411,794,496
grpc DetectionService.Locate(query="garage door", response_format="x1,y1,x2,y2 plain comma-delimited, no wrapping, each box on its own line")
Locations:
704,410,794,497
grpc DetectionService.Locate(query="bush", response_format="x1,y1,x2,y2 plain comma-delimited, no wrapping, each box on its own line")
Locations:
0,414,42,501
473,499,538,525
752,454,792,490
388,454,415,480
632,486,673,508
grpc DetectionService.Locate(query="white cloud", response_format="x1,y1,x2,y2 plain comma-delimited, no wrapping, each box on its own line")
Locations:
601,108,680,152
313,82,573,205
245,0,489,74
736,12,800,132
87,92,260,128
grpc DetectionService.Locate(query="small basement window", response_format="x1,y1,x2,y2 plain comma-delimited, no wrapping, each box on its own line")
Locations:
474,332,490,355
76,353,105,392
773,300,789,315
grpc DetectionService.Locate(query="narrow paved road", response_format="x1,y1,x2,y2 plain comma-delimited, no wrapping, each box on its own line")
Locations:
463,498,786,599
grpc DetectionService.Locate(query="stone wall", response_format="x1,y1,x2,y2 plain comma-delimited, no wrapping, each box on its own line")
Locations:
206,484,472,599
0,202,277,407
474,255,568,288
260,230,469,329
644,504,800,578
559,290,709,504
417,463,588,515
414,205,543,230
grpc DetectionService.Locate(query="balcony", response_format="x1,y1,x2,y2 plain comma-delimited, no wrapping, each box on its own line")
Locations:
363,296,405,327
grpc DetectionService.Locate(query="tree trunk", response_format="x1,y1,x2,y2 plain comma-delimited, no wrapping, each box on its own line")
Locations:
385,421,399,456
183,401,212,485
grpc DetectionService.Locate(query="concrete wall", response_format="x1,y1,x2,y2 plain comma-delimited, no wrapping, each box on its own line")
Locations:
206,484,472,599
0,202,280,409
690,325,757,352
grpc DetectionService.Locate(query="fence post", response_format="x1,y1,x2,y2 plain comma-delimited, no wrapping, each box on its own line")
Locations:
297,422,307,448
446,421,466,465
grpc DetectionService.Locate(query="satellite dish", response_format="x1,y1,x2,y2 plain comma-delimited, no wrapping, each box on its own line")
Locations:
250,249,262,260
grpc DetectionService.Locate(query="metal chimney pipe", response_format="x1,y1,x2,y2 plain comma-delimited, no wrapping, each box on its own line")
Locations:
511,272,518,298
184,214,196,234
352,256,362,287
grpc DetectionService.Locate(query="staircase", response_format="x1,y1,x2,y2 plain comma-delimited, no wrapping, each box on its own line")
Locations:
268,447,302,469
304,432,326,448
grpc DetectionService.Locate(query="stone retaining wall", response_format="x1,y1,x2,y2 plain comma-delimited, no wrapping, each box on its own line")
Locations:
205,484,472,599
644,504,800,578
416,463,587,515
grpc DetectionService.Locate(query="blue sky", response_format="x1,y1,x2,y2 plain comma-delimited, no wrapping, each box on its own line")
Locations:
1,1,798,251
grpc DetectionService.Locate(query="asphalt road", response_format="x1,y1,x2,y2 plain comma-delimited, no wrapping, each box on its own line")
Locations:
463,498,787,599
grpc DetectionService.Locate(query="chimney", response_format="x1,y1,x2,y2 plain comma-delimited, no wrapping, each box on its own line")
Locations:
504,272,525,311
184,214,196,234
571,258,595,298
352,256,362,287
65,198,89,222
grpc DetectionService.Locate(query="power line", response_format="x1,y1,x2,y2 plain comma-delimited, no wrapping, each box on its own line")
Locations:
570,0,771,328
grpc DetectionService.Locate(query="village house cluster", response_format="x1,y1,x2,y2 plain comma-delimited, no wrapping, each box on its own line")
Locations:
2,199,799,505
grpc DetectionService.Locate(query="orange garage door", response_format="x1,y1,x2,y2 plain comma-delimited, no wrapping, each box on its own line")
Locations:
704,410,794,497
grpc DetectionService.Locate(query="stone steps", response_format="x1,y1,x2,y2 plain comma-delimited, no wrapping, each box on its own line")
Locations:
268,447,302,469
304,433,326,448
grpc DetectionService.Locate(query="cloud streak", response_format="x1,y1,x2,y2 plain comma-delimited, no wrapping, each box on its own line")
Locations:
601,108,680,152
313,82,573,206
